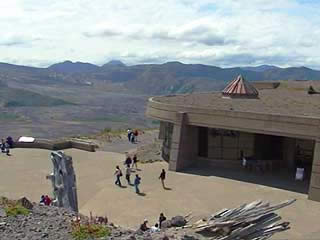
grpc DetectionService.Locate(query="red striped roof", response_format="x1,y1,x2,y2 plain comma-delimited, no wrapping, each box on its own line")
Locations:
222,75,259,98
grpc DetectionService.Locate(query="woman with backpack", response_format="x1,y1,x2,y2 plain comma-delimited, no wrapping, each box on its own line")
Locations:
114,166,122,187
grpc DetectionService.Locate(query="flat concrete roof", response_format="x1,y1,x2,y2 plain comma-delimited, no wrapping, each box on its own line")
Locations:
154,87,320,119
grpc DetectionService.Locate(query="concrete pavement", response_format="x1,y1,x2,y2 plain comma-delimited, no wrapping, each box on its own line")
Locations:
1,148,320,239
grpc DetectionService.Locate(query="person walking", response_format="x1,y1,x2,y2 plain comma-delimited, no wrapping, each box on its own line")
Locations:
125,166,131,185
134,129,139,143
130,132,135,143
1,139,10,156
134,174,141,194
6,136,13,148
114,166,122,187
124,155,132,168
159,169,166,189
132,154,138,169
127,129,132,142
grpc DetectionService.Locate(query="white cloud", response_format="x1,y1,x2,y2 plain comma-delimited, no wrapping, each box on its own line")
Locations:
0,0,319,69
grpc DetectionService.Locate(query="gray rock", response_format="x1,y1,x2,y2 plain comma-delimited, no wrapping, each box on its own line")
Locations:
0,208,6,217
170,216,186,227
161,220,172,229
181,234,198,240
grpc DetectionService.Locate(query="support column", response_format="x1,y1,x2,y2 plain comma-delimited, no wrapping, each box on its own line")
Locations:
169,112,197,171
158,121,166,140
308,139,320,202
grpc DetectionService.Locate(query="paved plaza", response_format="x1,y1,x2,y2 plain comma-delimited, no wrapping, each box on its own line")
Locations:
1,148,320,239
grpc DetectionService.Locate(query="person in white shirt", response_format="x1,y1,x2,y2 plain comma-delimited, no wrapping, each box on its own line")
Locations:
150,223,160,232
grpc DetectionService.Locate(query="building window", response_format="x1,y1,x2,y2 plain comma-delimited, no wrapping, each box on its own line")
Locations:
198,127,208,157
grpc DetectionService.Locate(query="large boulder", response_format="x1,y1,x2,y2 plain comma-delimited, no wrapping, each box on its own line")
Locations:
170,216,187,227
17,197,33,210
161,220,172,229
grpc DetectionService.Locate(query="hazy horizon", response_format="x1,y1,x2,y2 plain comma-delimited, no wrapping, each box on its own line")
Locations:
1,0,320,69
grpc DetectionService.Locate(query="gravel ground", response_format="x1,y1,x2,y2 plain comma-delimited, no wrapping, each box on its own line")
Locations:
0,198,200,240
0,204,76,240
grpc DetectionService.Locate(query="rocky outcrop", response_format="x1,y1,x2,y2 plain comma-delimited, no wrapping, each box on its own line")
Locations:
0,204,77,240
47,151,78,213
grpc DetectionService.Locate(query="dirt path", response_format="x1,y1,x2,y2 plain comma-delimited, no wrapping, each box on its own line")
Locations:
94,130,159,153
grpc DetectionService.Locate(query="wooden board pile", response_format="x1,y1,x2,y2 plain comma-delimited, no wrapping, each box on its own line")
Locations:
192,199,296,240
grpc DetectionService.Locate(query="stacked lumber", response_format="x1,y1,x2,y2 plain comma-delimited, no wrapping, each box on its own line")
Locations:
192,199,295,240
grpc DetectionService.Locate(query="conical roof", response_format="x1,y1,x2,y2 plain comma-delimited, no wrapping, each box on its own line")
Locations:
222,75,259,98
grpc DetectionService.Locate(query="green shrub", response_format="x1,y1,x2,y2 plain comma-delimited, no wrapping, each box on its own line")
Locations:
5,204,30,216
72,224,110,240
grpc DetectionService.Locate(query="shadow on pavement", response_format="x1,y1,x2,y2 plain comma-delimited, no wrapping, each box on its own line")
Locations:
137,192,146,196
180,166,310,194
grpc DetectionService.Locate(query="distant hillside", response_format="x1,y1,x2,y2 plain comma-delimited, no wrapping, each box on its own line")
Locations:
102,60,126,67
241,65,280,72
48,61,100,73
0,85,73,107
1,61,320,95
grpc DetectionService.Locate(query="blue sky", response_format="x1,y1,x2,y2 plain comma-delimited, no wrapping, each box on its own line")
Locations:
0,0,319,69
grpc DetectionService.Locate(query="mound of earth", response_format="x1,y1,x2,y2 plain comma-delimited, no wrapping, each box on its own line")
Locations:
134,139,163,164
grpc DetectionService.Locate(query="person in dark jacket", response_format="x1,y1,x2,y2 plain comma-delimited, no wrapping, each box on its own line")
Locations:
134,174,141,194
6,136,13,148
124,156,132,168
159,213,167,229
159,169,166,189
0,139,10,156
132,154,138,169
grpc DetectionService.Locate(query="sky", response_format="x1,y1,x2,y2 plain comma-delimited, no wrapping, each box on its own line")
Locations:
0,0,319,69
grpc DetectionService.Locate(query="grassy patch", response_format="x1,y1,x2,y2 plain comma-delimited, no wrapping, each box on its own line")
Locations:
0,87,74,108
74,115,130,123
0,112,21,121
71,224,110,240
5,204,30,216
0,197,30,217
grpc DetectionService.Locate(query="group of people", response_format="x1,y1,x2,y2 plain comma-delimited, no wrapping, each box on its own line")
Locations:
127,129,139,143
140,213,167,232
1,136,13,156
114,153,167,194
114,164,142,194
39,195,52,206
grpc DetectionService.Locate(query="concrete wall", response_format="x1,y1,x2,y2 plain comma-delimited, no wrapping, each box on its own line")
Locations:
146,97,320,201
146,97,320,140
309,140,320,201
161,121,173,162
205,130,254,162
168,113,198,171
13,139,96,152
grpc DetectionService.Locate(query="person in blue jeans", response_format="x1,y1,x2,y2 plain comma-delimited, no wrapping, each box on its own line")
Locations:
114,166,122,186
134,174,141,193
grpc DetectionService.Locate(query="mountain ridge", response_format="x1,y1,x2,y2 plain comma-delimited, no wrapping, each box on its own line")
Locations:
1,61,319,95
